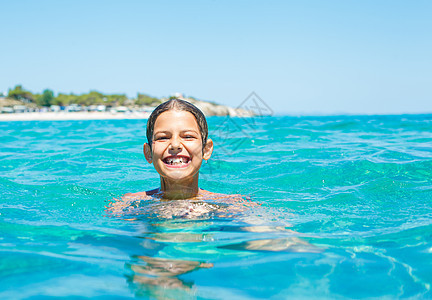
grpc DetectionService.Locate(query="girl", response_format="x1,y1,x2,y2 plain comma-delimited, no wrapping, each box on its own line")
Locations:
127,98,214,200
108,98,252,218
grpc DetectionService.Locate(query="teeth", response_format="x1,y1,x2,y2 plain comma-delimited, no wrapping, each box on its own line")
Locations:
166,157,188,165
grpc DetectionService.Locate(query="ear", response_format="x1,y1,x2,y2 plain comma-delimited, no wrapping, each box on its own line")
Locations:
143,143,152,163
203,138,213,161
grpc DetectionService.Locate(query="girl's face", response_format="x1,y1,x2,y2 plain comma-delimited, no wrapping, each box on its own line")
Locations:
144,110,212,182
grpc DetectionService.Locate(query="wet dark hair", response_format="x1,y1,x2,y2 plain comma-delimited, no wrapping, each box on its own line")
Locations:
146,99,208,150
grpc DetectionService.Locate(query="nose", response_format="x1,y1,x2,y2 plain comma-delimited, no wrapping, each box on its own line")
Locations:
169,136,182,153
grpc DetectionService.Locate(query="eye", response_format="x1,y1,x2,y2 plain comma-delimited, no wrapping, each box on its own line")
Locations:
155,136,168,141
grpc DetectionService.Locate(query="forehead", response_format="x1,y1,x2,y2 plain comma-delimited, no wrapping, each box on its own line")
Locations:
154,110,200,132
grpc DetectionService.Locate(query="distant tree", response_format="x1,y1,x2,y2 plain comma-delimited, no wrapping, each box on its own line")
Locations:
106,94,128,106
5,85,166,108
76,90,105,106
53,93,77,106
8,85,35,102
136,93,161,106
36,89,54,107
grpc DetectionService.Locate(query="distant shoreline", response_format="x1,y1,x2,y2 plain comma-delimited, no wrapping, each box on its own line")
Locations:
0,111,151,122
2,111,431,122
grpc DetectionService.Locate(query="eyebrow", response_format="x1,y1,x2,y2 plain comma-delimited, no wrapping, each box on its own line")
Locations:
154,129,199,135
153,130,171,135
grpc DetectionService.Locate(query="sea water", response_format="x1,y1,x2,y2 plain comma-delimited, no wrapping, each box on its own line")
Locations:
1,115,432,299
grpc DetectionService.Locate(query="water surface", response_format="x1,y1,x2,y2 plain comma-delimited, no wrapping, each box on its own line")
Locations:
1,115,432,299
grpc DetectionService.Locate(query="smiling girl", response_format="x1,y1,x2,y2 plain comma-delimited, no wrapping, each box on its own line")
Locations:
133,98,214,199
107,98,256,218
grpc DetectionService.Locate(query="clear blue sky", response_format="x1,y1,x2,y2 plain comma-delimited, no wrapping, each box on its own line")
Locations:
1,0,431,115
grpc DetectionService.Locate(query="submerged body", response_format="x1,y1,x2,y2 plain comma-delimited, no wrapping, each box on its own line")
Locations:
108,188,257,219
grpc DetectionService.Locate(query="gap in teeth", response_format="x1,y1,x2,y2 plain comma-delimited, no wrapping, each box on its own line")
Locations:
167,157,188,165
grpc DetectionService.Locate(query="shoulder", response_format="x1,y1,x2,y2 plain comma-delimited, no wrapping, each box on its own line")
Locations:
107,188,159,215
123,188,159,199
199,189,259,207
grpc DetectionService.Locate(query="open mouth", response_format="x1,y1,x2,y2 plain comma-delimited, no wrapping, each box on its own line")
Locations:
163,156,191,168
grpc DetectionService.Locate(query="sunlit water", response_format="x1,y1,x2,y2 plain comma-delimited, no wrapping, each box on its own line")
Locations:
1,115,432,299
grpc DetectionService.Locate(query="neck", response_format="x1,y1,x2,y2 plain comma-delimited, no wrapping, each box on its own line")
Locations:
159,175,200,200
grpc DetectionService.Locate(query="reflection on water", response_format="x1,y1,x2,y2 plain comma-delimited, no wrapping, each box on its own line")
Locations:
124,220,214,298
220,237,321,253
128,255,213,297
108,196,321,299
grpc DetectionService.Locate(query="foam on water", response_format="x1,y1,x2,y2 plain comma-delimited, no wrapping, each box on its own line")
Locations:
1,115,432,299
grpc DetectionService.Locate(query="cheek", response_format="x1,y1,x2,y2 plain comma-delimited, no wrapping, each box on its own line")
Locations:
152,144,165,158
189,143,203,157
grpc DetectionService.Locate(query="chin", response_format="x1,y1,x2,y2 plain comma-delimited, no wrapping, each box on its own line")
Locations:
161,168,199,182
158,161,201,177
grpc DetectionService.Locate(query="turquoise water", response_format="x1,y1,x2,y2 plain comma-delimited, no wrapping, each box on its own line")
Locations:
1,115,432,299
